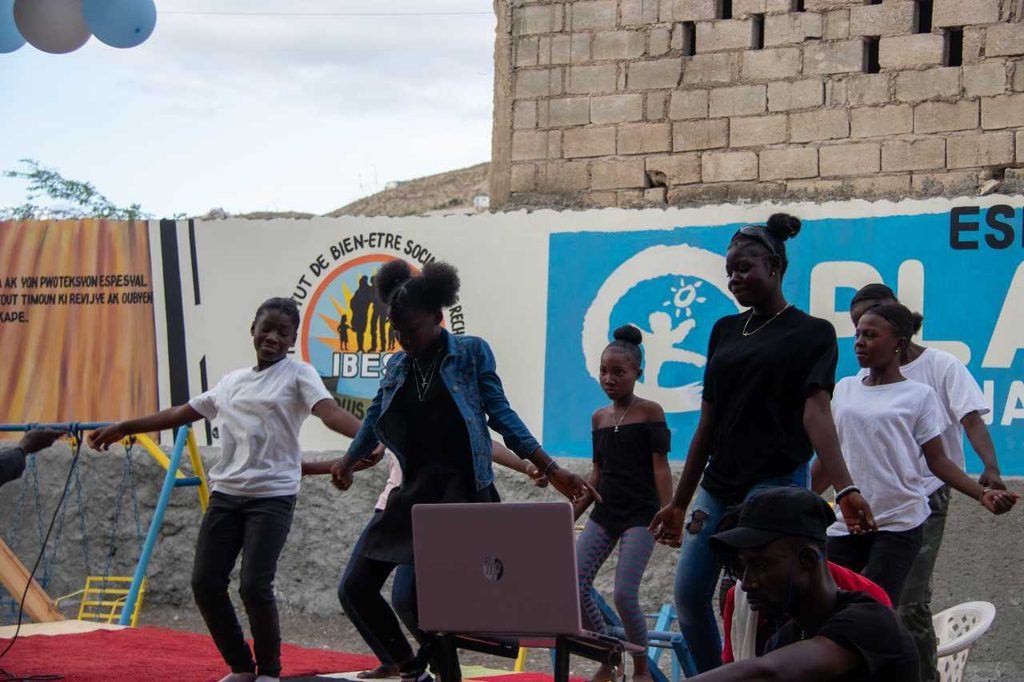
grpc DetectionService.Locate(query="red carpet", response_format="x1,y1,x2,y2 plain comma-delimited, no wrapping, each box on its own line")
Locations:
0,626,378,681
472,674,587,682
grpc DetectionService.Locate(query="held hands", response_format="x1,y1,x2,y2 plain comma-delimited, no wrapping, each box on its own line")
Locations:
546,464,601,505
980,488,1019,515
648,504,684,548
353,444,386,472
838,491,878,535
979,466,1007,491
19,429,65,454
87,425,127,451
330,459,354,491
524,461,549,488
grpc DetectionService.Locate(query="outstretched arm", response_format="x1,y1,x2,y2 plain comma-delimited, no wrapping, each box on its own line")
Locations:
88,405,203,450
921,437,1017,514
311,398,362,439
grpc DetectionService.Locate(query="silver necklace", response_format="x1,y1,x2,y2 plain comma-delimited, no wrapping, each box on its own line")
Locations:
412,347,443,402
613,396,637,433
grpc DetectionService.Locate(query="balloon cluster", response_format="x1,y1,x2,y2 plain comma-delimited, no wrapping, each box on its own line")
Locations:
1,0,156,54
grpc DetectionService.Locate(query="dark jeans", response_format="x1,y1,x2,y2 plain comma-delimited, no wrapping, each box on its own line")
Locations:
338,511,417,666
340,554,460,680
191,492,296,678
898,486,951,682
827,525,924,605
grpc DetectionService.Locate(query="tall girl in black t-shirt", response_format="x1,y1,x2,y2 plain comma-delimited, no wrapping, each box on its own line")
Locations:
647,213,876,673
574,325,673,682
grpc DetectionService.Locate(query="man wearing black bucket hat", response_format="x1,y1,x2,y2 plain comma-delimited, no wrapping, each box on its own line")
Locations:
685,486,918,682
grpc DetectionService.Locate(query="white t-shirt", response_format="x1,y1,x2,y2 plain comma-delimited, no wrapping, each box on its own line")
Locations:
859,348,989,495
375,452,403,511
190,357,332,497
828,376,950,536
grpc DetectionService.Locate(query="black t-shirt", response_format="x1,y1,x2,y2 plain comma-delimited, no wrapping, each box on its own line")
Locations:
701,306,837,503
590,422,671,535
767,591,920,682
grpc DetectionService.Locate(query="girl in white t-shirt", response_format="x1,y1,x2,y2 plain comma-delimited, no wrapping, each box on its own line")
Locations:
819,303,1017,604
89,297,363,682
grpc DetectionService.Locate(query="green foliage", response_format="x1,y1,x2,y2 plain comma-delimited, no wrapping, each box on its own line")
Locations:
1,159,150,221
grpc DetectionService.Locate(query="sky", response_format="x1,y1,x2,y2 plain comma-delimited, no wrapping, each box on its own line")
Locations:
0,0,496,218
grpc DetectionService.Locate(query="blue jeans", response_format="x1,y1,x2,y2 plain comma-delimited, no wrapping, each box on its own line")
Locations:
673,464,809,672
338,511,417,665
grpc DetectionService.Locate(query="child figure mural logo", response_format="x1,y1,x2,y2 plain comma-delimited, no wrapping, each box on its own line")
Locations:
300,254,406,419
581,243,742,414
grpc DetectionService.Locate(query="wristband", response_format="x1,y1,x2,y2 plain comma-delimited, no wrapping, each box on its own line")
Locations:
978,488,993,504
834,484,860,502
543,460,560,476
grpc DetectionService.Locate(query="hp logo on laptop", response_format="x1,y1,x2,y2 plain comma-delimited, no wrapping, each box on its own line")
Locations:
482,557,504,582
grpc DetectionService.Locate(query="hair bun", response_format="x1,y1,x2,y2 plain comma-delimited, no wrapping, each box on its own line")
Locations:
612,324,643,346
376,259,414,303
766,213,801,241
911,312,924,335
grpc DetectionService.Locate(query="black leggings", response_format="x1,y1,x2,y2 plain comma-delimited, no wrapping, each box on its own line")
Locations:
827,526,924,605
191,492,295,678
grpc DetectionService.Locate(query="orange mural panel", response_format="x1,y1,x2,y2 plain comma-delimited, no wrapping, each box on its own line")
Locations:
0,220,158,432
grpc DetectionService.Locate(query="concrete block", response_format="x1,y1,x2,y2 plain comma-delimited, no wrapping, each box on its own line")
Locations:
765,12,823,47
621,0,661,26
591,158,648,190
592,31,647,60
879,34,945,70
571,0,617,31
933,0,1001,27
768,78,825,111
549,35,571,64
805,0,865,8
512,130,550,160
730,114,788,147
914,100,979,134
964,63,1007,99
697,19,756,53
824,10,849,41
672,0,717,21
804,40,865,75
759,148,818,180
591,94,644,123
849,1,914,37
963,27,984,65
790,109,849,142
733,0,767,16
571,33,592,63
851,174,912,196
846,74,891,106
563,126,618,157
981,94,1024,130
516,37,540,67
513,5,562,35
537,161,590,191
618,122,673,154
628,58,683,90
911,171,977,195
566,64,618,94
516,69,557,98
986,25,1024,58
513,101,537,129
682,53,739,86
742,48,802,81
819,142,881,177
647,91,669,119
895,68,961,103
1014,62,1024,92
703,151,759,182
881,138,946,172
669,89,710,119
549,97,591,126
1018,131,1024,162
709,84,767,118
547,130,563,159
847,103,913,137
646,153,702,185
673,119,730,150
946,132,1015,169
649,26,672,56
510,163,537,192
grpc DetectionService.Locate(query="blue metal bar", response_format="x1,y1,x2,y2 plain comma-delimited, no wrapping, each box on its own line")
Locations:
0,422,113,432
173,476,202,487
119,426,190,625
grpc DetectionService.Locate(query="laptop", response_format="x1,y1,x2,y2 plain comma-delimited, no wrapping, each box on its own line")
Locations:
412,502,583,637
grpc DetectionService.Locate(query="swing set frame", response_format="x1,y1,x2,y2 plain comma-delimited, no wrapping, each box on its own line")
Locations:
0,422,209,627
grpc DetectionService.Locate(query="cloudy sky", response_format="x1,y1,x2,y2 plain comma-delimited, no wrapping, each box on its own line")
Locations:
0,0,496,217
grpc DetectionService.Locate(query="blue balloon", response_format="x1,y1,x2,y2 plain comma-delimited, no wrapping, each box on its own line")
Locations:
82,0,155,49
0,0,25,53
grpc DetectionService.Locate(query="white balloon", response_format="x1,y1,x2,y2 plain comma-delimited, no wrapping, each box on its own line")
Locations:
14,0,90,54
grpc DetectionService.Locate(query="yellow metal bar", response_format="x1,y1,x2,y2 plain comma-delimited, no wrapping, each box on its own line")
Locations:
186,429,210,512
514,647,527,672
134,434,185,479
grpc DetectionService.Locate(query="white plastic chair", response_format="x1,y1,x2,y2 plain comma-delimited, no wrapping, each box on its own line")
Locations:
933,601,996,682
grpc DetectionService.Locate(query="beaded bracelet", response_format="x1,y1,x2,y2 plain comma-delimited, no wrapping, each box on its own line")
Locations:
834,484,860,502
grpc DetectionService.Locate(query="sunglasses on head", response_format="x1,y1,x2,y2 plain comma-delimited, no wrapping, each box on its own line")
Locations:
732,224,779,258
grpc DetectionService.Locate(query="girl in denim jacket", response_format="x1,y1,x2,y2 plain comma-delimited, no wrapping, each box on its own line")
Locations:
332,259,595,682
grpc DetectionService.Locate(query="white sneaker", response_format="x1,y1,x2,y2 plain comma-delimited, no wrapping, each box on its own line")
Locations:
217,674,257,682
254,676,280,682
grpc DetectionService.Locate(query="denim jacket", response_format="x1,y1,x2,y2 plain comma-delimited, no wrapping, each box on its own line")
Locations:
343,330,541,490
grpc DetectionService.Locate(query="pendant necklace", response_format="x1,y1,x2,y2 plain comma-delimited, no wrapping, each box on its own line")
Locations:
613,396,636,433
412,347,444,402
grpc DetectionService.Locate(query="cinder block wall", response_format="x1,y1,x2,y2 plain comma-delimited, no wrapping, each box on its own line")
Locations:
490,0,1024,208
